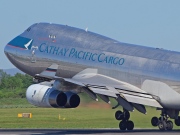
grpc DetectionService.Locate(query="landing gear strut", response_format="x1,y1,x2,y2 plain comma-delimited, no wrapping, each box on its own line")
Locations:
151,110,173,130
115,109,134,130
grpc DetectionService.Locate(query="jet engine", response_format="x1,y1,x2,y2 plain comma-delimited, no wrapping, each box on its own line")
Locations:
26,84,80,108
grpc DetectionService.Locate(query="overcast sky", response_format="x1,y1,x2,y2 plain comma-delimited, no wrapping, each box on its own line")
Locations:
1,0,180,69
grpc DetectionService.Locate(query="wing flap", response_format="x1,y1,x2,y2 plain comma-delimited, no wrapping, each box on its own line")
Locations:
123,93,162,108
89,87,117,98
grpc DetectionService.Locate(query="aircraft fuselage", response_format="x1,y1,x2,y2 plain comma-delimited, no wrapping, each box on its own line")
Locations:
4,23,180,109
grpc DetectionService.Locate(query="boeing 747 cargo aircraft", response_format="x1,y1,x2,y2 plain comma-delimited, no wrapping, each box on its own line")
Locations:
4,23,180,131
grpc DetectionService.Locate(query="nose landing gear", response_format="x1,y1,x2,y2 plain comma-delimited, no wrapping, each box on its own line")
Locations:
115,109,134,130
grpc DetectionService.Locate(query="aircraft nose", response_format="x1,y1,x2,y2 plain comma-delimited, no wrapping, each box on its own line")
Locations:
4,40,16,62
4,43,13,63
4,36,21,56
4,37,14,56
4,44,9,55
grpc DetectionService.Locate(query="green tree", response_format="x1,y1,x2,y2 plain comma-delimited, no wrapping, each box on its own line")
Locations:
1,76,23,90
0,70,10,84
0,71,33,98
14,73,33,88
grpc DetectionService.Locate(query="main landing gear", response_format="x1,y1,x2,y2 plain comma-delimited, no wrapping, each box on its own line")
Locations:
115,109,134,130
151,110,173,130
175,116,180,126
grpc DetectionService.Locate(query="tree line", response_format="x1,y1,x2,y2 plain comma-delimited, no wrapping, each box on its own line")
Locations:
0,70,33,98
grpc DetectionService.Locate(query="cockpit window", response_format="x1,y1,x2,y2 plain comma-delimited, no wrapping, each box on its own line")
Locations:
26,27,31,32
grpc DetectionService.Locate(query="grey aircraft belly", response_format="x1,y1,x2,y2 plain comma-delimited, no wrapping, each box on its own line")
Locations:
4,22,180,131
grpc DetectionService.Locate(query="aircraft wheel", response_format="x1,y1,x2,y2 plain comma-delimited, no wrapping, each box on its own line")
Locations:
151,117,159,126
175,116,180,126
166,120,173,130
127,120,134,130
115,110,123,120
158,121,166,131
119,120,127,130
124,111,130,120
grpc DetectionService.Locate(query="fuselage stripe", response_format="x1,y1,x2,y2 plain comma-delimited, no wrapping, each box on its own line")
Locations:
7,44,26,50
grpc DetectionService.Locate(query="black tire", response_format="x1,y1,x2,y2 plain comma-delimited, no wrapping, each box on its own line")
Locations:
127,120,134,130
115,110,123,120
175,116,180,126
124,111,130,120
166,120,173,131
119,120,127,130
151,117,159,126
158,121,166,131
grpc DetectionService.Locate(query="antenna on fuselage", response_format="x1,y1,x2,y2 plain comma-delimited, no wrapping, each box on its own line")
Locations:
85,27,88,32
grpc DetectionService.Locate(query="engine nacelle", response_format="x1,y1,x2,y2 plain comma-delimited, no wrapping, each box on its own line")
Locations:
26,84,80,108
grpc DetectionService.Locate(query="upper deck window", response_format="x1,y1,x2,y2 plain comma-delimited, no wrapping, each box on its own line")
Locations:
49,35,56,39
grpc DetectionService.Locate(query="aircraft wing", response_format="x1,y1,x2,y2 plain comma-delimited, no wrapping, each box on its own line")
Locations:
64,69,162,108
34,66,162,112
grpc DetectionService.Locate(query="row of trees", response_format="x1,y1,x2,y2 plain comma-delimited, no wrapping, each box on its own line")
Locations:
0,70,33,98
